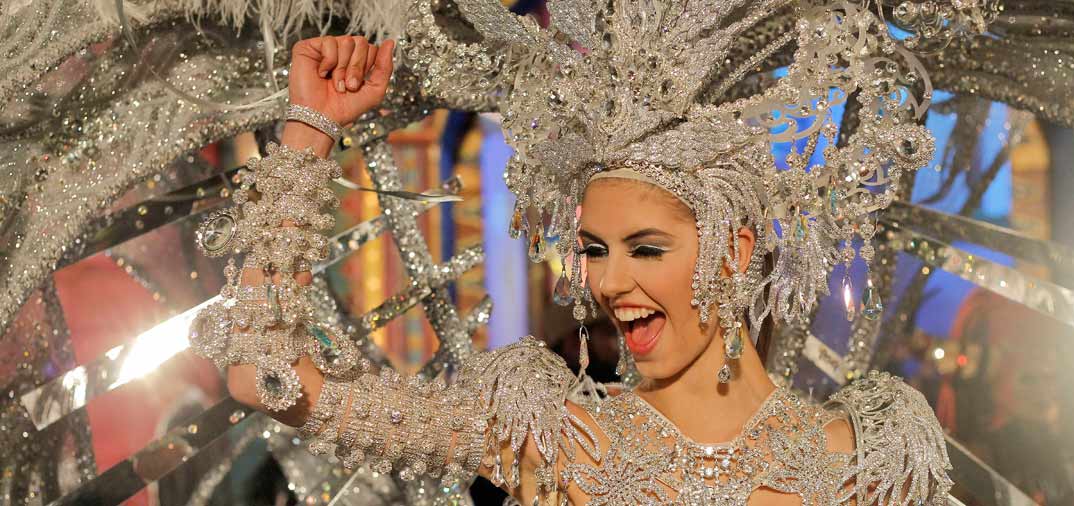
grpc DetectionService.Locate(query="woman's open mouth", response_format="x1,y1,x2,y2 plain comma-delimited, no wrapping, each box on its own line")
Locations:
614,307,666,357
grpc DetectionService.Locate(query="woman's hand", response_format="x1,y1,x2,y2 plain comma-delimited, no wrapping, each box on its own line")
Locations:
227,36,395,425
226,269,326,428
228,356,326,428
288,35,395,127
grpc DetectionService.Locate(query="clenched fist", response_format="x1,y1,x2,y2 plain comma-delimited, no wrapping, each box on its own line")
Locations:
288,35,395,128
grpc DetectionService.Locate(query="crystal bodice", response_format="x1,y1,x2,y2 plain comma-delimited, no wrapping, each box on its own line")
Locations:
470,339,952,506
567,388,852,505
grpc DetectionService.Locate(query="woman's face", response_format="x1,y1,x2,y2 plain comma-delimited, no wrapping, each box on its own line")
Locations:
579,178,716,380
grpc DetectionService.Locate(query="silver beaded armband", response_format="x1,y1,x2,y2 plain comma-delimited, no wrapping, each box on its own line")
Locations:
305,367,488,482
286,104,344,143
189,142,361,412
298,375,349,440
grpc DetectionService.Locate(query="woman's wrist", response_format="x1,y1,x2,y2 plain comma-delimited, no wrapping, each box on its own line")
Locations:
281,120,335,159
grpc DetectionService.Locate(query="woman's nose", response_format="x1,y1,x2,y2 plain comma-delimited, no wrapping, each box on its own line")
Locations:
598,256,634,299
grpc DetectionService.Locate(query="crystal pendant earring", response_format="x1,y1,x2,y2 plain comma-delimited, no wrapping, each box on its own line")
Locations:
573,284,593,378
717,316,740,384
615,330,641,387
616,332,629,377
715,276,740,384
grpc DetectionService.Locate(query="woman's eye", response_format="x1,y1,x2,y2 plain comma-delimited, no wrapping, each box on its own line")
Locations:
630,245,666,258
579,244,608,258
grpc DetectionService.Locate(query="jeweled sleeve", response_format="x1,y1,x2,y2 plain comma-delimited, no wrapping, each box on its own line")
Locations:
825,370,954,506
188,141,350,412
300,336,598,495
188,144,594,494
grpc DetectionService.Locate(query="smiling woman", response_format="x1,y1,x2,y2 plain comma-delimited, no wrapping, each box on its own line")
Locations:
580,177,715,379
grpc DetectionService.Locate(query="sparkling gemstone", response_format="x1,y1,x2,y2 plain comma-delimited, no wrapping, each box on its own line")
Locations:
725,331,743,360
263,374,282,395
842,277,856,321
795,215,808,239
553,271,573,306
573,303,587,321
528,229,546,262
509,208,527,239
321,345,342,366
266,285,281,320
717,364,732,383
307,323,333,348
861,278,884,320
764,219,778,251
579,334,590,371
894,1,915,22
897,138,918,157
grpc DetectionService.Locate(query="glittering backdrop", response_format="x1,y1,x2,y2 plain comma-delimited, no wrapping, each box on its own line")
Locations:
2,1,1074,505
0,1,484,504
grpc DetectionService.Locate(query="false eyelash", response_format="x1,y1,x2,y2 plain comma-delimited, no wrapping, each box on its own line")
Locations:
630,245,667,258
577,244,608,257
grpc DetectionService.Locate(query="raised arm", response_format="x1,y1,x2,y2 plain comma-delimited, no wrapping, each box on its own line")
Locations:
187,34,601,502
212,34,395,426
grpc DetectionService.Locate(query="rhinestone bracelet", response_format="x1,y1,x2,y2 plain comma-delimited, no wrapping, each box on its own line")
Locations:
189,142,355,412
298,376,348,439
286,104,343,143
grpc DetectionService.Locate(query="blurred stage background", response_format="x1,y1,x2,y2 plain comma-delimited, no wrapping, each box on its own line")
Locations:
2,1,1072,505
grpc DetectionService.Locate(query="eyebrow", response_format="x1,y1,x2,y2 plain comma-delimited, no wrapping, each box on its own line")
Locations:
579,228,672,244
623,228,673,242
579,229,604,244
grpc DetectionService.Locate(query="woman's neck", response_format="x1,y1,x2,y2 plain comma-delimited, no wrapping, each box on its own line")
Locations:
635,332,777,443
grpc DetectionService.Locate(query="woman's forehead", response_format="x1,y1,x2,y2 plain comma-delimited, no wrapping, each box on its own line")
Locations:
581,179,694,226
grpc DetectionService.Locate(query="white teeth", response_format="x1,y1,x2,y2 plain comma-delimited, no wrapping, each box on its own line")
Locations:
614,308,656,322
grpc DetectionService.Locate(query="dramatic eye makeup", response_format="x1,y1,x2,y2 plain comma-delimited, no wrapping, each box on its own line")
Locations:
579,243,609,258
578,228,672,259
629,245,668,258
577,230,608,258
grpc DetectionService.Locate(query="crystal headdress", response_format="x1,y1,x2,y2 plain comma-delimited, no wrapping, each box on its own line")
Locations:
405,0,959,375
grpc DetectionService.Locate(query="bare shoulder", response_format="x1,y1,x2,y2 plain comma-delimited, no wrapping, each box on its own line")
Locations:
822,412,855,455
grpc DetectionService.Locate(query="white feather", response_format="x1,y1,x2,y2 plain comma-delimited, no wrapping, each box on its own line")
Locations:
91,0,407,40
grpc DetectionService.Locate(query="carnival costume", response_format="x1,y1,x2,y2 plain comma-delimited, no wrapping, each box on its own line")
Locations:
174,0,980,504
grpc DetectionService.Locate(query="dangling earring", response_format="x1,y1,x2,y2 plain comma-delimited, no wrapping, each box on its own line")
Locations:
578,324,591,376
716,275,747,384
573,283,593,378
718,323,748,383
615,330,641,387
616,332,628,377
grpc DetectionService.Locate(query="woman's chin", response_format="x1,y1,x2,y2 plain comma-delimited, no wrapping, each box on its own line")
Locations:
631,354,676,382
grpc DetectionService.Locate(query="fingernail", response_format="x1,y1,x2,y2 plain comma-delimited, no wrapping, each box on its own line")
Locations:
319,70,328,78
347,77,358,89
336,80,345,92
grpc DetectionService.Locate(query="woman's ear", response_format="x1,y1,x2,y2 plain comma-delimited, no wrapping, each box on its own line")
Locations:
735,226,756,274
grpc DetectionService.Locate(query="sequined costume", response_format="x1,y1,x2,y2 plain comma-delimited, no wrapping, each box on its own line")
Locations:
281,334,952,505
183,0,968,504
182,136,948,505
3,0,1073,504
